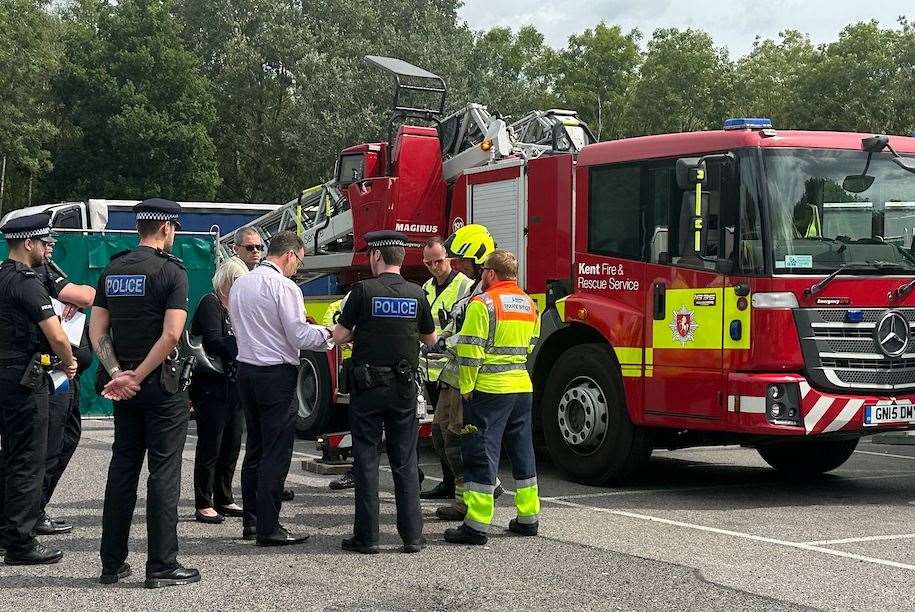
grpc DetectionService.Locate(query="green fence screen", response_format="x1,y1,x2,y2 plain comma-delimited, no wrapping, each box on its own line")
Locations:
0,232,217,416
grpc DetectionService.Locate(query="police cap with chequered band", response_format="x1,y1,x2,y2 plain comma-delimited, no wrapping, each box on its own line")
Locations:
364,230,408,249
134,198,182,230
0,212,57,244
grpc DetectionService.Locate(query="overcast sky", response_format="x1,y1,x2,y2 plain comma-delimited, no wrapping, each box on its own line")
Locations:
458,0,909,58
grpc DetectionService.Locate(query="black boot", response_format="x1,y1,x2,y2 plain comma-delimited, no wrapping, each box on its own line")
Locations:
4,543,64,565
341,537,379,554
282,488,295,501
34,513,73,535
329,469,355,490
144,565,201,589
99,563,132,584
508,518,539,536
420,481,455,500
443,524,487,546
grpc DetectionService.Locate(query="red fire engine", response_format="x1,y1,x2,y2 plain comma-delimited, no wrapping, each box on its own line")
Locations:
249,57,915,484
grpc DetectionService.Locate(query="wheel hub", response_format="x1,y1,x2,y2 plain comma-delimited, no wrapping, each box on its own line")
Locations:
557,376,609,451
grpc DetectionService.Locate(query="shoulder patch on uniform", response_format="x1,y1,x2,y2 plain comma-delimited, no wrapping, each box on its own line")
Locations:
156,249,185,270
109,249,131,262
105,274,147,297
499,294,533,314
372,296,418,319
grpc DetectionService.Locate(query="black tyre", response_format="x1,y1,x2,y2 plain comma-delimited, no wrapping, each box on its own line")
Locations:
541,343,651,485
294,350,333,439
757,438,859,476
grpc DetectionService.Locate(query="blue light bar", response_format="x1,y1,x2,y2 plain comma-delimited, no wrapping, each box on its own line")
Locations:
723,117,773,130
911,130,915,137
846,310,864,323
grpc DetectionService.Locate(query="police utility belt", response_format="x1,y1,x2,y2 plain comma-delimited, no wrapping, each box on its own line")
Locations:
94,350,193,396
346,359,416,399
17,353,55,392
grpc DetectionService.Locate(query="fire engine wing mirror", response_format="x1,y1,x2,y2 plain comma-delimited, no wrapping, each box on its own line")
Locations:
841,174,875,193
675,157,705,191
679,191,710,258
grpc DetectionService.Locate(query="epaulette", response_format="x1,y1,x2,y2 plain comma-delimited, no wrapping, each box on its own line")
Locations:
17,266,37,279
156,249,185,270
109,249,131,261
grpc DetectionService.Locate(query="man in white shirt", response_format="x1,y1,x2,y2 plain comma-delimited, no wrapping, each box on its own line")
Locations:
228,231,331,546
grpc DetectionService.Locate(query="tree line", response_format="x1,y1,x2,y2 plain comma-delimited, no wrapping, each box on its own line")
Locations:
1,0,912,212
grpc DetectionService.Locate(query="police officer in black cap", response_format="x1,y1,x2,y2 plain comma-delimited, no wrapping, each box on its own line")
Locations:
89,198,199,588
33,233,96,537
0,213,77,565
331,230,437,554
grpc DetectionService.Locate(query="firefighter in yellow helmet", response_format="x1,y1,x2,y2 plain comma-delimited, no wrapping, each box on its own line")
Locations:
444,248,541,545
431,225,504,522
418,237,473,501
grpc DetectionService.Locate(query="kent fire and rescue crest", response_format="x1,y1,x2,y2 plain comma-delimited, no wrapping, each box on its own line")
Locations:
670,306,698,345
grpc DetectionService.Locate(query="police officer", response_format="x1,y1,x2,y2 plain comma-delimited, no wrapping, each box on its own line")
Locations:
419,237,473,501
331,230,437,554
89,199,199,588
0,213,76,565
34,238,95,536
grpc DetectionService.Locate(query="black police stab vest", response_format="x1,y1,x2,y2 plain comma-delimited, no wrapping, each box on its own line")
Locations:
351,274,422,368
0,260,46,364
102,247,172,362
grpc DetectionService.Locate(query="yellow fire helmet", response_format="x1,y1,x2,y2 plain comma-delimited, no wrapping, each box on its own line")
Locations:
443,223,495,264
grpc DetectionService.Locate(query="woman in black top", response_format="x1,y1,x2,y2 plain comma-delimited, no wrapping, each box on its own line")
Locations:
190,258,248,523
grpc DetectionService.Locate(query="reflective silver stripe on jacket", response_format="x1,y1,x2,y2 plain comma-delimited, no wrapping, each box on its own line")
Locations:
479,363,527,373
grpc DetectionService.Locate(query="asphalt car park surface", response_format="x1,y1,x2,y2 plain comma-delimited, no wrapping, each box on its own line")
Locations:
3,420,915,611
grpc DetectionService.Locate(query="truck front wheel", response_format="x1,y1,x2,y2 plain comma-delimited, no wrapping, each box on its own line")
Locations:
757,438,859,476
294,351,333,439
541,343,651,485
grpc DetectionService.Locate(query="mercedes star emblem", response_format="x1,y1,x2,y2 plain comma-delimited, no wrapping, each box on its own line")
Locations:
875,310,910,358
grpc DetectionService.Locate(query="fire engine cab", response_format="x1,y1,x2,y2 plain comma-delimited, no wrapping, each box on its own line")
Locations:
236,57,915,485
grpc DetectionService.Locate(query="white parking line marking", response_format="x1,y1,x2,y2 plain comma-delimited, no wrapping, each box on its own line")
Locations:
542,497,915,571
855,450,915,461
804,533,915,546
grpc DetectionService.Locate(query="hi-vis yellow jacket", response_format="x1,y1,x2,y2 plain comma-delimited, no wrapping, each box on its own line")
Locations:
456,280,540,395
422,272,473,382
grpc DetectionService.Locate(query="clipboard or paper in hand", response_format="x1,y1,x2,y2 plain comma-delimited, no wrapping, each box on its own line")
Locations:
51,298,87,347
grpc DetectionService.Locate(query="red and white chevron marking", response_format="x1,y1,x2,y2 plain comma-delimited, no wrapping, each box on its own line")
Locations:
797,382,915,434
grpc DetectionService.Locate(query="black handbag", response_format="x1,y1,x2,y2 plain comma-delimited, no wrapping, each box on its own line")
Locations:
183,330,224,375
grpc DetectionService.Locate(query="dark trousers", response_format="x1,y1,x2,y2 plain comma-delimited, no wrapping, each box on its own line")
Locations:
42,380,82,512
191,377,242,510
462,391,536,485
236,363,297,536
350,381,422,545
425,382,454,490
100,377,188,574
0,367,49,553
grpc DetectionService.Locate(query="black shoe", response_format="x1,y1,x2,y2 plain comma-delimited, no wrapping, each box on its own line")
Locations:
34,514,73,535
242,526,257,541
435,504,466,521
144,565,200,589
256,528,309,547
494,483,505,499
508,518,539,536
216,505,244,518
329,470,355,490
282,489,295,501
99,563,132,584
194,510,225,524
4,543,64,565
420,481,454,500
341,537,379,554
443,524,487,546
401,537,427,553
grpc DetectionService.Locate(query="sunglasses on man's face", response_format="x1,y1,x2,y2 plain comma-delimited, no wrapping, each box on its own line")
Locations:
241,244,264,252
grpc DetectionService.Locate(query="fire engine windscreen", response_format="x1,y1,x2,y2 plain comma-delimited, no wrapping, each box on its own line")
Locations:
762,149,915,273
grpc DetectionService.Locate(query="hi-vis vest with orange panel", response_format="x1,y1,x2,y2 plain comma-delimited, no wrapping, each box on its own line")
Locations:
456,280,541,395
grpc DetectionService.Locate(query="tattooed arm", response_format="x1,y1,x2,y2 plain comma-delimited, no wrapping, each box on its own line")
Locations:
88,307,122,377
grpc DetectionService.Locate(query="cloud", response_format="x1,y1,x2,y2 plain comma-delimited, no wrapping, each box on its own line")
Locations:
459,0,908,58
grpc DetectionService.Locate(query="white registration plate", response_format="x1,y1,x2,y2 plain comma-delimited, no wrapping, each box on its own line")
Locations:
864,403,915,426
